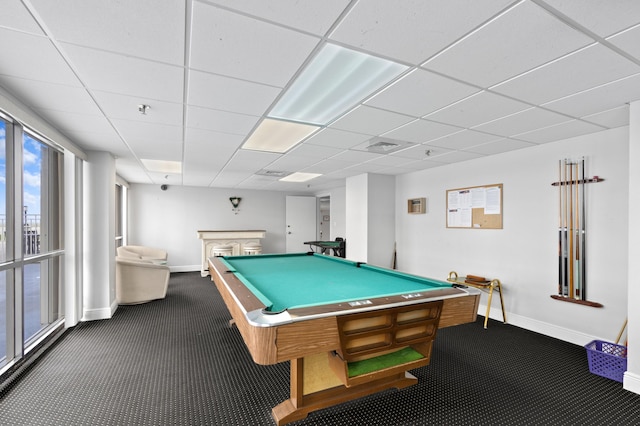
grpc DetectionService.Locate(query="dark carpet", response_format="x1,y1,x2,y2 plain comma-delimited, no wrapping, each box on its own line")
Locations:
0,272,639,425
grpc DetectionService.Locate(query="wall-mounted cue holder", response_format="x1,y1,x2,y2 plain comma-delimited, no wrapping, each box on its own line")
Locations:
551,158,603,308
551,176,605,186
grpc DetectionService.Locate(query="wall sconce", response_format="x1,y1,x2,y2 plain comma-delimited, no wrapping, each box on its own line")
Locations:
229,197,242,214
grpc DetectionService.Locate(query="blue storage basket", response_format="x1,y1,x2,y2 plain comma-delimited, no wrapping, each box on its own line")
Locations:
584,340,627,382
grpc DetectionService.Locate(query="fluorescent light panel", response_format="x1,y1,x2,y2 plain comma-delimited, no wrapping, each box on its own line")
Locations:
141,159,182,174
270,43,408,125
243,118,319,153
279,172,321,182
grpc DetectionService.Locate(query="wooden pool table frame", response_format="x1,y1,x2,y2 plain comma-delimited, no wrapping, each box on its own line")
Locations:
208,256,480,425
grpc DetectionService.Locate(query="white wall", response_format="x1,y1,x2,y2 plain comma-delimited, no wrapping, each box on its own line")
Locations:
327,186,346,241
346,174,369,262
367,174,396,268
396,126,629,346
127,185,291,270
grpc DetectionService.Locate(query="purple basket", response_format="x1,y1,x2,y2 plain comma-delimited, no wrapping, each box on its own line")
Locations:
584,340,627,382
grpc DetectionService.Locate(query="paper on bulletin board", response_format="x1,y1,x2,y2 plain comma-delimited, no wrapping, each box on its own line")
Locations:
484,186,501,214
447,189,473,227
448,207,472,227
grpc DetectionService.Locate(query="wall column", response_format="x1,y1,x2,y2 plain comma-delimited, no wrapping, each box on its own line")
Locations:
345,173,395,267
626,101,640,394
82,151,116,320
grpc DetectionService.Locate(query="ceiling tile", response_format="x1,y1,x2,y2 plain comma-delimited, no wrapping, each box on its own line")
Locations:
424,1,594,87
0,29,81,86
331,149,383,164
428,129,501,150
472,107,573,137
425,91,530,128
382,119,461,144
329,105,414,135
0,76,100,116
304,158,357,174
210,170,254,188
389,144,454,161
513,119,606,144
187,70,280,116
32,107,114,136
93,91,183,126
206,0,350,35
608,25,640,61
190,2,319,87
186,106,259,135
491,44,640,104
330,0,516,64
111,119,183,159
115,158,153,184
365,154,417,167
465,138,535,155
185,127,245,150
0,1,45,35
64,129,129,157
542,0,640,38
430,150,484,164
266,155,319,171
289,143,344,159
222,149,281,172
303,128,370,149
30,0,185,65
62,43,184,102
543,73,640,117
582,105,630,128
365,69,479,117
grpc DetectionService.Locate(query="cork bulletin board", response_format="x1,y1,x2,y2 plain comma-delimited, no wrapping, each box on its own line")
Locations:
446,183,503,229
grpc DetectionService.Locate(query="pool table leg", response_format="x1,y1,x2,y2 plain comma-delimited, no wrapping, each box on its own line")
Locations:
271,356,418,426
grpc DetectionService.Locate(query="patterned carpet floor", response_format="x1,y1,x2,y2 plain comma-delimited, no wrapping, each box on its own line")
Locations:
0,271,639,425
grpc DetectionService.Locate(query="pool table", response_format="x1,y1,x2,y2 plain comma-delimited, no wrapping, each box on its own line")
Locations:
208,253,480,425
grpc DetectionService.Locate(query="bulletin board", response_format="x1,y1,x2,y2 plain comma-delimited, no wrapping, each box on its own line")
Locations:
446,183,503,229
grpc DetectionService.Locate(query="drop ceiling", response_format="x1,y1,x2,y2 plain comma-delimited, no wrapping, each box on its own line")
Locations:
1,0,640,192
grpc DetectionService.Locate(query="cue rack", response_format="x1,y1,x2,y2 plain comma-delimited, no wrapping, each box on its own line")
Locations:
550,157,603,307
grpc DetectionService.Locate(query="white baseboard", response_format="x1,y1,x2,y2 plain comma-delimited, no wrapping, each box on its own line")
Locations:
482,304,597,346
624,371,640,394
169,264,201,273
82,305,114,321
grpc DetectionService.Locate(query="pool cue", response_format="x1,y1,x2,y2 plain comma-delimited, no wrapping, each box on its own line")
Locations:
558,160,563,295
391,242,397,270
581,158,586,300
568,160,574,298
615,318,627,345
574,161,580,299
563,160,569,296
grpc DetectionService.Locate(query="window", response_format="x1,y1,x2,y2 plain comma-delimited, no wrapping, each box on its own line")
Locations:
0,117,64,371
22,132,63,346
0,119,8,363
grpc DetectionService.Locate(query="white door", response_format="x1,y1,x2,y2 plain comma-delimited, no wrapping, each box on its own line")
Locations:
286,196,317,253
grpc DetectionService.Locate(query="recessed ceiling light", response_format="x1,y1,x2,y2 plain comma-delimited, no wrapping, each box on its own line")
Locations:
141,159,182,174
269,43,408,125
279,172,321,183
242,118,319,153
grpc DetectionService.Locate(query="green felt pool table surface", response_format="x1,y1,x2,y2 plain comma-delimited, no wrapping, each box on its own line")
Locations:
220,252,455,312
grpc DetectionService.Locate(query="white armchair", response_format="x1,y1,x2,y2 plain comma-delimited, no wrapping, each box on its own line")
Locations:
116,257,170,304
117,245,168,261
